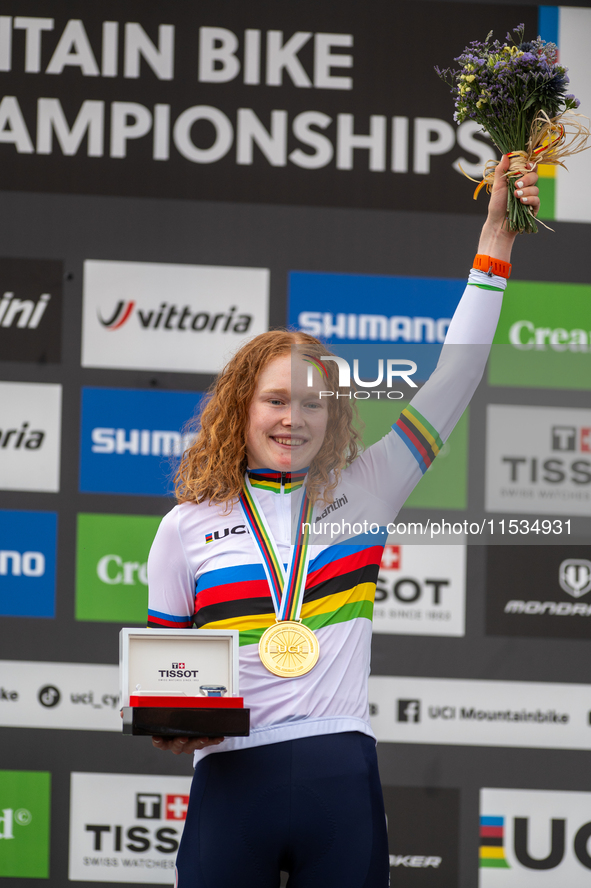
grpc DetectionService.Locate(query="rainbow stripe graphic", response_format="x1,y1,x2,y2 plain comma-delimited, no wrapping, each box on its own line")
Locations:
302,354,329,382
247,469,307,494
205,533,213,544
392,405,443,474
480,816,511,868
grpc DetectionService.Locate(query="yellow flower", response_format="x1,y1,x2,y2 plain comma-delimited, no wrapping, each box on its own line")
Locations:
465,74,476,82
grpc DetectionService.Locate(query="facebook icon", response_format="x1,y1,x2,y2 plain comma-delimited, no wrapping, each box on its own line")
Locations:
397,699,421,723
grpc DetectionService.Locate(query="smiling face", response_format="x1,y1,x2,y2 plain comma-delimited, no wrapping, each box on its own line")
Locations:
245,352,328,473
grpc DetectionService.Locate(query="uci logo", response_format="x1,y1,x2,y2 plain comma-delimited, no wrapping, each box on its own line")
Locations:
205,524,246,543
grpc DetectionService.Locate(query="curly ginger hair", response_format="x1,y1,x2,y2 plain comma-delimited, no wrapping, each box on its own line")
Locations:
174,330,363,507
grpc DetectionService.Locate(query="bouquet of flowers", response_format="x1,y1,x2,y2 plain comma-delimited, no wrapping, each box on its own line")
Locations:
436,24,589,233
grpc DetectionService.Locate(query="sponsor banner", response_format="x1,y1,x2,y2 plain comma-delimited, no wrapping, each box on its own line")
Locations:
480,787,591,886
358,400,469,510
289,272,462,349
384,786,459,885
485,404,591,517
0,257,62,363
0,2,539,213
373,544,465,636
0,381,62,492
75,513,161,623
0,509,57,618
0,770,51,879
488,281,591,390
81,260,269,374
79,387,203,496
69,772,191,883
486,545,591,640
368,675,591,750
0,660,119,731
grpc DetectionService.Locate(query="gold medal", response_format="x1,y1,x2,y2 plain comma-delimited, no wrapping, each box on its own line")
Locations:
259,621,319,678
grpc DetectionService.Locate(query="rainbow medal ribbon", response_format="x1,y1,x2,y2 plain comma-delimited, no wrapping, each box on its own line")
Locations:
240,475,319,677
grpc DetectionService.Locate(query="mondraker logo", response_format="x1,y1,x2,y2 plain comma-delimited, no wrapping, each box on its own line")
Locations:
559,559,591,598
99,300,135,330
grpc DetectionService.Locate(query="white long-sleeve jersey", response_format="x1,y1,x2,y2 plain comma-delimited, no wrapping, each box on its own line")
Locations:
147,269,506,762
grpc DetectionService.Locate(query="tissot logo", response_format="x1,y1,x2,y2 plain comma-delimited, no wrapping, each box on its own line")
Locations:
82,260,269,374
552,425,591,452
0,258,62,363
485,405,591,517
69,772,192,882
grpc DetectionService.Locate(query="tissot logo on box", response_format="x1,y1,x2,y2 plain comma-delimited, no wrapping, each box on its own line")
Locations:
0,770,50,878
0,510,57,618
485,405,591,516
384,786,459,886
480,788,591,886
0,258,63,363
373,544,465,636
76,513,161,623
81,260,269,374
0,382,62,492
486,546,591,640
79,387,203,496
69,772,192,883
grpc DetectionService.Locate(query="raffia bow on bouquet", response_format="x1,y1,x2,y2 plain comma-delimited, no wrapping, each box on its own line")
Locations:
472,110,590,232
436,25,590,234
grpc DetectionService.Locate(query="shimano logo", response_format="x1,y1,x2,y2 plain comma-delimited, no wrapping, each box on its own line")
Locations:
91,428,195,456
0,292,50,328
0,550,45,577
99,301,253,335
298,311,450,343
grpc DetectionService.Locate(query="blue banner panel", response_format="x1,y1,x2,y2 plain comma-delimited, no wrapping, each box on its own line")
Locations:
0,510,57,618
79,387,204,496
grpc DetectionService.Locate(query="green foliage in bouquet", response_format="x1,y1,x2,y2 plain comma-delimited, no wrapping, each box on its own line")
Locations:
436,25,584,233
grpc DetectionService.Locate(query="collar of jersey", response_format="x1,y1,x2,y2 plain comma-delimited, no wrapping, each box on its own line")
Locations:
246,467,308,494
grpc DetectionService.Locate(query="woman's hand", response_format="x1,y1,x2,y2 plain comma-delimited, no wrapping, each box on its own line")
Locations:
478,154,540,261
152,735,225,755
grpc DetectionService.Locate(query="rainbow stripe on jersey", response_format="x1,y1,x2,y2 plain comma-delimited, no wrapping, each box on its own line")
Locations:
392,405,443,474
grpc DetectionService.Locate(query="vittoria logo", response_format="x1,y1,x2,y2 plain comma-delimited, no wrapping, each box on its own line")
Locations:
82,260,269,375
0,422,45,450
98,300,253,334
205,524,246,544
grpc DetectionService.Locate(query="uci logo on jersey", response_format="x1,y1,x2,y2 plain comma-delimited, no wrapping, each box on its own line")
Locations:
205,524,246,544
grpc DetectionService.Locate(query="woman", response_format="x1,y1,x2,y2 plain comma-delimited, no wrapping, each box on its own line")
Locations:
148,155,539,887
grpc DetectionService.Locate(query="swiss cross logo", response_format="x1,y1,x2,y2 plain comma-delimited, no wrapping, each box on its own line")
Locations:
166,793,189,821
381,545,401,571
172,662,185,669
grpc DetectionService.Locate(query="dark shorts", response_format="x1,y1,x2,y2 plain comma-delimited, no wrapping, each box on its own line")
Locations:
175,731,390,888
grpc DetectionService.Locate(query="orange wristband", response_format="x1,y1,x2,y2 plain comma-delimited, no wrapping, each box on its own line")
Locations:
473,254,512,279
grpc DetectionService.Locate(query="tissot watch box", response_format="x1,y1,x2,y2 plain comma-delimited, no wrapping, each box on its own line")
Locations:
119,628,250,738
